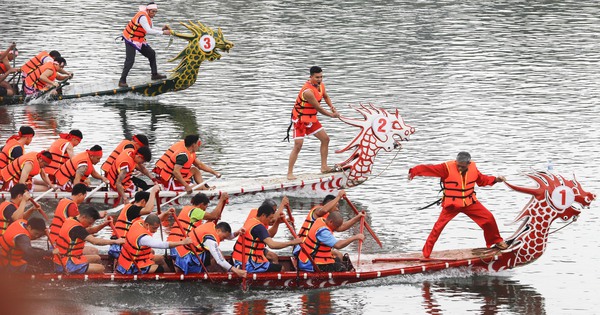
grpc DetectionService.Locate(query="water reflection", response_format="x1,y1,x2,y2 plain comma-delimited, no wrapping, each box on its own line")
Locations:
422,277,545,315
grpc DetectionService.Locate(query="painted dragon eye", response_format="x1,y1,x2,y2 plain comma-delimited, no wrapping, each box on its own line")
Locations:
392,121,401,130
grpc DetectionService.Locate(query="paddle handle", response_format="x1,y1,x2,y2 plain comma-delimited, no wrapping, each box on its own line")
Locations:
284,204,296,231
357,214,365,268
33,188,55,202
343,195,383,248
159,175,217,208
45,230,67,273
28,198,49,221
84,182,106,202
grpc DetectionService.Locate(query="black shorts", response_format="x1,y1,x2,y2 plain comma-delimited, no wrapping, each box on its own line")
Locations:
0,86,7,96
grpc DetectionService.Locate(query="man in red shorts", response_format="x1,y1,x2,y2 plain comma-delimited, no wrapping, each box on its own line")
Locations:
286,66,339,180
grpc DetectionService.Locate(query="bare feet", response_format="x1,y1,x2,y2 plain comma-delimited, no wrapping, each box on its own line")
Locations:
321,166,334,174
494,241,509,250
287,174,297,180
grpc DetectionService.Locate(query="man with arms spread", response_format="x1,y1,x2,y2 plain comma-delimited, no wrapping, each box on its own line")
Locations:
119,1,171,87
154,134,221,193
408,151,508,258
287,66,339,180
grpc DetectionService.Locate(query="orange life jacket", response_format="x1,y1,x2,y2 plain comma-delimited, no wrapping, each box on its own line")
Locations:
101,139,137,174
24,62,57,90
231,216,268,264
154,141,196,182
106,148,136,191
167,205,203,249
298,217,334,265
298,205,330,239
44,138,71,176
0,201,17,236
54,151,93,186
0,138,25,170
20,51,51,75
292,80,325,123
0,63,7,74
442,160,479,208
114,204,142,239
122,11,151,43
177,221,220,257
0,151,41,185
49,198,78,245
117,220,155,270
54,217,87,265
0,219,31,267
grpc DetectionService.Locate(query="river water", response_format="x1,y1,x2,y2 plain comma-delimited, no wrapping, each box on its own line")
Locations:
2,0,599,314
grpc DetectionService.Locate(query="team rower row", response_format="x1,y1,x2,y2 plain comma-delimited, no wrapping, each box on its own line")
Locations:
0,184,364,275
0,127,220,205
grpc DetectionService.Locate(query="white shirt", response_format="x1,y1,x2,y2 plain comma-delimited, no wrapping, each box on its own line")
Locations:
204,238,233,271
139,235,170,248
139,14,163,36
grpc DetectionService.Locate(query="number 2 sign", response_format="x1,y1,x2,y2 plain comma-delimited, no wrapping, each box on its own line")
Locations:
371,116,390,141
199,35,215,53
551,186,575,210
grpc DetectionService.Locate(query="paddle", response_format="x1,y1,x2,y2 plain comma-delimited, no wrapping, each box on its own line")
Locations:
280,214,320,272
342,195,383,248
28,79,70,102
45,230,67,274
155,191,166,255
107,186,155,215
284,204,296,231
158,175,217,208
34,187,57,202
241,239,247,291
357,213,365,269
28,198,49,221
170,211,213,282
84,182,107,202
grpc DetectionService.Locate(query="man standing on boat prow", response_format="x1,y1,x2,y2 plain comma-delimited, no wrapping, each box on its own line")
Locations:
119,2,171,88
286,66,339,180
408,151,509,258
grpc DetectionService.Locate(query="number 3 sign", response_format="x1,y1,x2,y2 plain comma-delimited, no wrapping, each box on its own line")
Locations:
199,35,215,52
551,186,575,210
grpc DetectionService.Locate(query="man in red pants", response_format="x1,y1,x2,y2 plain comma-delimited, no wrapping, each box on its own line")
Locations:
408,151,508,258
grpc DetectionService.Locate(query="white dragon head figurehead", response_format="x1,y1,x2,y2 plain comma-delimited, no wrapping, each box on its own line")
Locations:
335,103,415,187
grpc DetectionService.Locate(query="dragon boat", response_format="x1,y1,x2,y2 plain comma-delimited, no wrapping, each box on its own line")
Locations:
0,104,416,204
0,21,233,106
20,171,595,289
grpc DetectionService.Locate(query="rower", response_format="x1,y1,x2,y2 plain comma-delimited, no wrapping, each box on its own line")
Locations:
117,213,190,274
297,211,363,272
294,190,364,261
20,50,70,81
0,184,38,236
0,151,55,192
52,145,109,191
0,126,35,170
48,183,104,256
23,57,71,96
167,192,228,260
108,186,160,259
0,217,54,272
153,134,221,193
231,204,302,273
105,146,152,205
54,207,124,274
0,45,18,97
43,130,83,181
101,134,153,190
172,221,246,277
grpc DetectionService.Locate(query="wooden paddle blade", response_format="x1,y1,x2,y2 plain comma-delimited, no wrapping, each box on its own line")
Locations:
342,196,383,248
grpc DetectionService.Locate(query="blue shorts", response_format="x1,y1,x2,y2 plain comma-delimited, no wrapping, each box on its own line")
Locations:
108,244,122,259
172,248,208,275
116,264,151,275
55,260,89,274
233,259,280,273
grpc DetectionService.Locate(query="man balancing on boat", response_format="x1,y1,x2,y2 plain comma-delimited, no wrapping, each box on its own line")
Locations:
153,134,221,193
286,66,340,180
408,151,509,258
119,1,171,88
